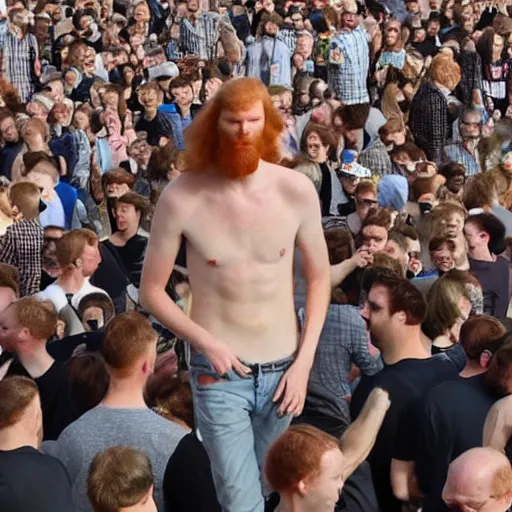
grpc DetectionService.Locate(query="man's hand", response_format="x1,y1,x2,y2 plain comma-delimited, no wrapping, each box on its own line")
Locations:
273,359,310,417
351,247,373,268
202,339,252,377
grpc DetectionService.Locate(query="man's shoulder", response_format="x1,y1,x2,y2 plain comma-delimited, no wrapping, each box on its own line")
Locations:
6,219,42,235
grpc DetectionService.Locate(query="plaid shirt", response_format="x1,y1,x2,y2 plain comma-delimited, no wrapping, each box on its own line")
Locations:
0,219,43,296
358,137,393,177
277,28,297,54
328,26,370,105
444,142,481,176
0,26,38,103
179,12,230,61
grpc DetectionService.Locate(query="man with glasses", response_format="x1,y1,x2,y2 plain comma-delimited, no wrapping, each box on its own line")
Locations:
337,149,371,217
345,180,377,235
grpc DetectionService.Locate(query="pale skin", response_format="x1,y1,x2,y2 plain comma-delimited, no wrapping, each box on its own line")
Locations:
140,101,331,416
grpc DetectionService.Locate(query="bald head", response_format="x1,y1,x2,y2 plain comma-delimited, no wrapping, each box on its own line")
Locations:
443,447,512,512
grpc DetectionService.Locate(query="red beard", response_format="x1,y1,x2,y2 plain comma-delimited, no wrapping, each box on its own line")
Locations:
216,131,264,180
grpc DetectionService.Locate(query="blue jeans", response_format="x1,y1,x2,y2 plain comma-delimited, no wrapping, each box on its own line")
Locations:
189,352,294,512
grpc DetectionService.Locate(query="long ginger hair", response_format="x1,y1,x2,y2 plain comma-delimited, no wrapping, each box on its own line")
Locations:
184,77,284,173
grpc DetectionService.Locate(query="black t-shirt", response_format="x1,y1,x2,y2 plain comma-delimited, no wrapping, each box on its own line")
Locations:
7,361,77,441
350,345,466,512
90,243,129,300
135,112,170,146
163,431,221,512
102,235,148,287
415,374,498,512
0,446,75,512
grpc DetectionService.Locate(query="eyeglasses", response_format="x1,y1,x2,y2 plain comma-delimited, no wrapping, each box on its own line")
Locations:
357,198,378,207
408,251,421,260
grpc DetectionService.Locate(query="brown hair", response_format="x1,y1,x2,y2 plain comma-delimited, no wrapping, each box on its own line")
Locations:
169,74,194,92
101,167,136,189
339,103,371,130
56,228,98,268
11,297,57,340
324,228,354,265
0,107,15,126
355,180,377,197
429,53,461,91
0,376,38,429
429,236,456,253
462,173,497,210
21,117,50,143
372,252,405,278
485,337,512,396
184,78,283,172
361,207,392,231
101,312,157,372
87,446,154,512
115,191,150,216
9,181,41,220
370,272,426,324
0,263,19,297
459,315,506,360
66,351,109,416
390,142,427,162
265,425,340,494
300,122,337,153
77,293,115,325
145,376,194,429
378,117,405,144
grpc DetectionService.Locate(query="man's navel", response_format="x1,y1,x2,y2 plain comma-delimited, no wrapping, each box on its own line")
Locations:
207,258,219,267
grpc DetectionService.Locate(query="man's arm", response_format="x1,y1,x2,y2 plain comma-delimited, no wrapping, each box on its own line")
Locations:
273,175,330,416
339,387,391,480
139,181,248,376
483,395,512,453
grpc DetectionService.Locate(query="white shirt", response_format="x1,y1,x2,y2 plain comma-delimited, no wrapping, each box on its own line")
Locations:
37,279,109,312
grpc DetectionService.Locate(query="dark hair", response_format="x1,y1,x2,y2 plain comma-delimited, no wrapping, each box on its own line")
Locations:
66,351,109,416
77,293,115,325
465,213,506,255
361,207,392,231
339,103,371,130
460,315,506,360
485,336,512,396
324,228,354,265
438,162,466,180
429,236,456,253
0,263,20,297
366,270,426,324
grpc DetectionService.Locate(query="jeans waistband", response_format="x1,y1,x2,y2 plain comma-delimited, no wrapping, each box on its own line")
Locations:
241,355,294,374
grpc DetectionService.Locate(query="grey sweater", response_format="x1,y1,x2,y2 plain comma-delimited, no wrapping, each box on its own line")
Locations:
43,406,186,512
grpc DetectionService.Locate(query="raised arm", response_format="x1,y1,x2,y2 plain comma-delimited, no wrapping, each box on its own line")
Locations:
339,387,391,480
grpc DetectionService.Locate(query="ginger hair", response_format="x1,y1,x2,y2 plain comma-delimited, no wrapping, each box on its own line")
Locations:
184,77,284,172
265,425,341,494
430,53,461,91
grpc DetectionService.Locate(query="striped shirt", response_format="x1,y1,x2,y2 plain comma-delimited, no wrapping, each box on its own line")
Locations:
328,26,370,105
0,28,38,103
444,142,481,176
179,12,230,61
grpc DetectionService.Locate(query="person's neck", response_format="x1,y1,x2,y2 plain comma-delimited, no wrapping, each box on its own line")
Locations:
143,108,157,121
100,377,148,409
381,326,430,365
0,209,13,229
112,224,138,245
17,344,54,379
28,141,47,152
432,333,453,348
463,139,479,153
5,138,20,147
56,270,86,294
178,103,191,117
470,246,494,262
0,427,38,452
9,23,27,38
460,362,486,378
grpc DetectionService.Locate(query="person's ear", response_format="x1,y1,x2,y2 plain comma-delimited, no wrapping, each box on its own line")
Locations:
297,479,308,496
75,258,83,268
479,350,493,369
396,311,407,324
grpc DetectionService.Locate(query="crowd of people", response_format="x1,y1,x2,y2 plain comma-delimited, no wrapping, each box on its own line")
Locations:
2,0,512,510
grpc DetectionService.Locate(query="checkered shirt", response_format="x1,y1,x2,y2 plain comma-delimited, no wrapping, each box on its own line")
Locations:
328,26,370,105
0,29,38,103
444,142,481,177
277,28,297,54
179,13,230,61
358,137,393,177
0,219,44,296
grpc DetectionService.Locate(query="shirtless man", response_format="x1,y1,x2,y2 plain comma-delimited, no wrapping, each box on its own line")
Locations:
140,77,331,512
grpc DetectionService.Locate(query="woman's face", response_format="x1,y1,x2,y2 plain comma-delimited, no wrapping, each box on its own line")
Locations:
22,123,44,147
103,90,119,108
73,111,90,130
493,34,505,62
123,67,135,84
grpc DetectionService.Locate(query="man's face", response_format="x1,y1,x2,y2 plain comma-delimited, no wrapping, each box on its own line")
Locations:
384,25,400,47
342,12,359,30
431,244,455,272
340,174,359,195
0,117,19,143
383,130,406,149
114,202,140,233
82,306,104,331
442,473,511,512
440,212,464,239
291,13,304,30
73,111,90,131
0,287,17,317
306,132,328,163
406,0,419,12
27,102,48,120
138,87,160,110
344,128,362,151
296,36,313,58
361,225,388,254
10,4,33,27
264,21,279,37
355,191,377,220
460,113,482,141
218,101,265,143
447,174,465,194
187,0,199,12
384,240,406,266
0,304,22,352
171,85,194,108
300,448,345,511
360,285,392,347
427,20,440,37
79,242,102,277
128,141,151,167
48,80,64,104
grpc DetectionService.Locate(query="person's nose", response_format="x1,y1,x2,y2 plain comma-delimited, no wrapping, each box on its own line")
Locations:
240,122,250,136
360,302,369,320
